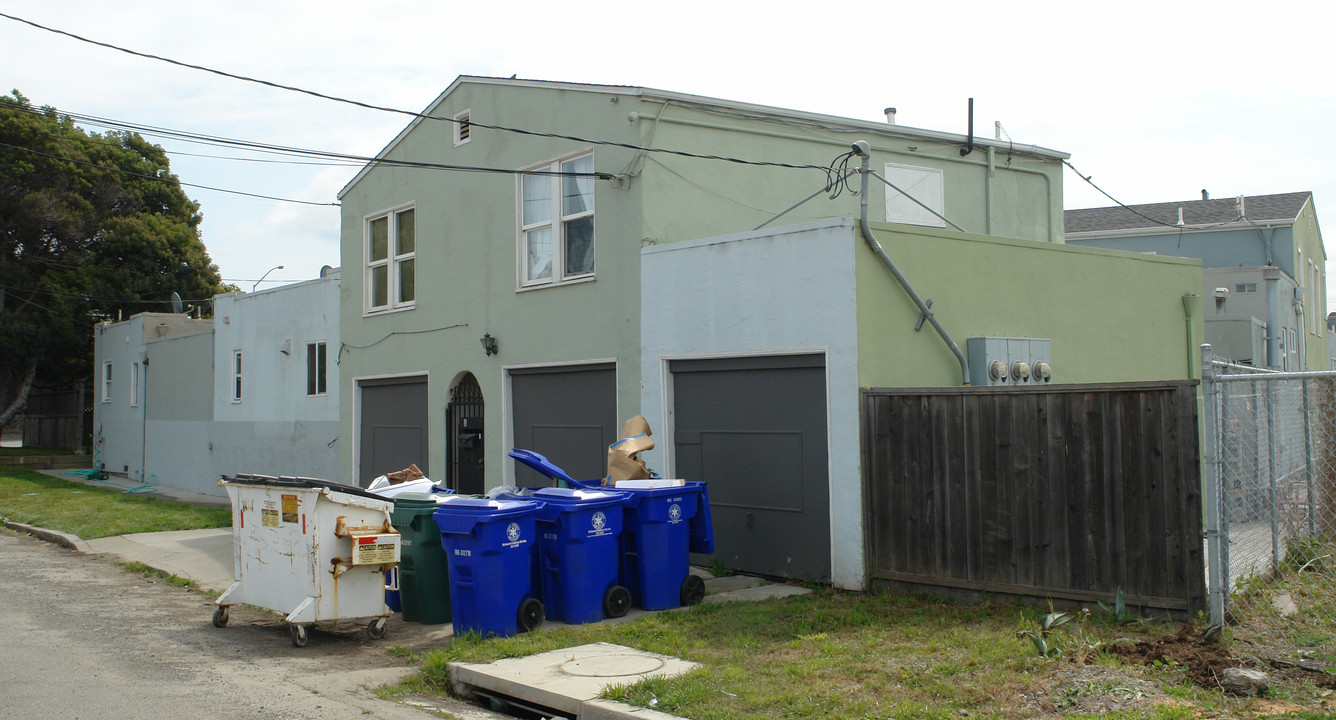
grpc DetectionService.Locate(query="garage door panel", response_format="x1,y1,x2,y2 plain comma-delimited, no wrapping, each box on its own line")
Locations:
671,355,830,582
511,365,616,487
525,424,608,487
699,431,804,512
359,379,428,487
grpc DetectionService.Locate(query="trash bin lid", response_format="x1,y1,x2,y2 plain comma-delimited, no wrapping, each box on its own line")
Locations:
391,492,440,509
508,449,595,487
531,487,626,510
433,496,538,517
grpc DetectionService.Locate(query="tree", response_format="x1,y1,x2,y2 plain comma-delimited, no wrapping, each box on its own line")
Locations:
0,90,229,432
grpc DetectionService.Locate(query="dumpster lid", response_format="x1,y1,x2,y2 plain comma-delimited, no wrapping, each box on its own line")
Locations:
221,473,387,502
391,491,441,507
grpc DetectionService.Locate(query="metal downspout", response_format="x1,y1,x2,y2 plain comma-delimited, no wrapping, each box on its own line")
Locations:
855,145,970,385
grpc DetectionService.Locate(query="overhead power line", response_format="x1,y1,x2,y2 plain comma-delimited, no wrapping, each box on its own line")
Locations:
3,102,615,181
0,11,828,173
0,140,339,206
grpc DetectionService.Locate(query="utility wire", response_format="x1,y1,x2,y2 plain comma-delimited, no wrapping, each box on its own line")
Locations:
4,102,614,180
0,11,829,173
0,141,339,206
1063,159,1242,231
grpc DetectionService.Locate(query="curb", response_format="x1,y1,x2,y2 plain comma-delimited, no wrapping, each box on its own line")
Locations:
3,520,92,553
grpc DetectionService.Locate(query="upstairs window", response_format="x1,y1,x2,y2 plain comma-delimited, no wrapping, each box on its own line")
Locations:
366,206,416,313
519,153,595,287
307,342,327,396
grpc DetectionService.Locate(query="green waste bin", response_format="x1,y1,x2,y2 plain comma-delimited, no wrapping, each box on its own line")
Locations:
389,492,451,625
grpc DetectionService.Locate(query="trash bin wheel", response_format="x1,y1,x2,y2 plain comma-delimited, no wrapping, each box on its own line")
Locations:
290,624,310,648
517,598,545,633
211,606,229,628
366,617,388,640
681,574,706,606
603,585,632,619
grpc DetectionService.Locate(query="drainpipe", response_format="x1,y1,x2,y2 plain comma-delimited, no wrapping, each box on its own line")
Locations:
854,141,971,385
1182,294,1201,379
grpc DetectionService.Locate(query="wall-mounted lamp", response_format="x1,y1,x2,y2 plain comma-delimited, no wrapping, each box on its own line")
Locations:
480,333,499,356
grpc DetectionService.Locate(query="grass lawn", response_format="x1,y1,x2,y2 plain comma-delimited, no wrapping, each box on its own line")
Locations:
0,465,230,538
387,590,1336,720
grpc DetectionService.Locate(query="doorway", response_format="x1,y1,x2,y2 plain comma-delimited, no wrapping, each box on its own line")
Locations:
446,373,485,494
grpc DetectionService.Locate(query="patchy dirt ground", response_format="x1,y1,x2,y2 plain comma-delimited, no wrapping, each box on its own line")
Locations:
1019,627,1336,717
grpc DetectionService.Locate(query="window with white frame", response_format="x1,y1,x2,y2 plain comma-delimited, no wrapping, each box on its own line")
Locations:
306,341,327,396
453,109,472,146
130,361,140,407
884,162,945,227
232,350,243,402
365,206,416,313
101,361,112,402
519,153,595,287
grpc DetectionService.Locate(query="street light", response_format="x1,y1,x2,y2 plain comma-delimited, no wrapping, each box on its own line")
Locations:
253,265,284,292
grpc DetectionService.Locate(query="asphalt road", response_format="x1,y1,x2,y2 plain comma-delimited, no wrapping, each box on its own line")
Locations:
0,529,495,720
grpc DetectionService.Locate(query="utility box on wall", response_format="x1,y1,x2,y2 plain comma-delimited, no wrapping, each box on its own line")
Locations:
967,337,1052,387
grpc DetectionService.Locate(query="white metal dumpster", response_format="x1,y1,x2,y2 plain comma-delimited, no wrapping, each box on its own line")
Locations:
213,475,401,647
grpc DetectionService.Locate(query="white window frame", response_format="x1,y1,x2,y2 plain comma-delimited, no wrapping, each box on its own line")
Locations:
453,109,472,147
101,361,113,403
364,204,416,315
130,361,140,407
883,162,946,228
306,341,328,397
231,349,243,403
517,151,596,289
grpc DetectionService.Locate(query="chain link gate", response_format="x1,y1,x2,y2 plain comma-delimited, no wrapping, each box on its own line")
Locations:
1202,344,1336,664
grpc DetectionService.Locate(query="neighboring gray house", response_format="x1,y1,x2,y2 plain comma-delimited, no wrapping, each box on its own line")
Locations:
92,270,340,496
1066,192,1327,370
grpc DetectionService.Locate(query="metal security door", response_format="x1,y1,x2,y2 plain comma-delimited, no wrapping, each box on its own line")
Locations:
447,374,485,495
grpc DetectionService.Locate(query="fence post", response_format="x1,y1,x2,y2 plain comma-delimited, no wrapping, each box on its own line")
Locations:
1201,344,1225,625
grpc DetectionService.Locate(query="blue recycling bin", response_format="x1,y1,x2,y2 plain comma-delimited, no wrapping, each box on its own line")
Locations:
508,448,715,612
620,482,714,610
527,487,631,624
433,496,544,638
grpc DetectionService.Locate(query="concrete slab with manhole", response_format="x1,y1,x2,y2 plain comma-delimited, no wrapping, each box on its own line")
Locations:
450,642,699,719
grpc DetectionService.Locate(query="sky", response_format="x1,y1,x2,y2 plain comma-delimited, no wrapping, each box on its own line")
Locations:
3,0,1334,307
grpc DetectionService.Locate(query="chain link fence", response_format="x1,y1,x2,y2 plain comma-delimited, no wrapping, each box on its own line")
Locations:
1202,351,1336,664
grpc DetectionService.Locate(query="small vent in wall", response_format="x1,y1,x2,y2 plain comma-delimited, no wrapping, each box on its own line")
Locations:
454,109,472,146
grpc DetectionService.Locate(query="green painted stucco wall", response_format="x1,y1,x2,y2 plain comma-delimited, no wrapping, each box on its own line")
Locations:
854,221,1203,388
633,100,1064,247
338,82,647,487
1290,199,1328,371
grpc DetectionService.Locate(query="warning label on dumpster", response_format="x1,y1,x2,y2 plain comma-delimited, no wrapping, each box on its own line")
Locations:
281,494,299,523
354,535,399,564
261,501,280,528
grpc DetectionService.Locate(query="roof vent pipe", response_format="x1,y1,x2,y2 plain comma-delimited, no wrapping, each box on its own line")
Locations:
1202,189,1210,200
1177,208,1185,226
884,107,896,125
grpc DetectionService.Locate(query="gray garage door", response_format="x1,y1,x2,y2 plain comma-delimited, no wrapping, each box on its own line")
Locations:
671,354,830,582
511,364,617,488
358,377,428,487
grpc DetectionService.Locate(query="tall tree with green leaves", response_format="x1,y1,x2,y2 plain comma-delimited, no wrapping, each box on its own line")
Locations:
0,90,229,431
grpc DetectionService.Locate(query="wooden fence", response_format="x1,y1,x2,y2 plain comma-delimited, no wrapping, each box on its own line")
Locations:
862,381,1205,614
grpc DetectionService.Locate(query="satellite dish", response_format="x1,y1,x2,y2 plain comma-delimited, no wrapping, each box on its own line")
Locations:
170,291,184,314
319,265,334,278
